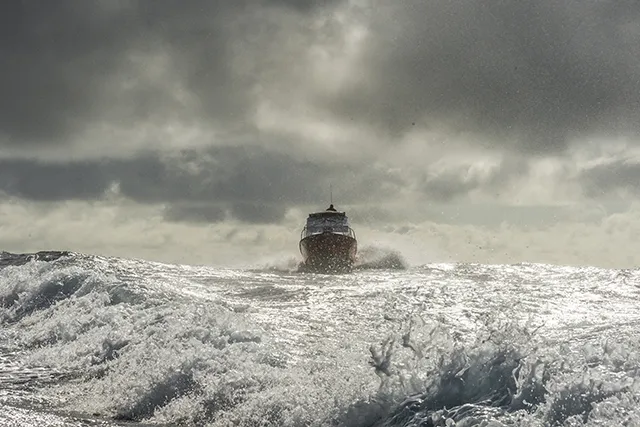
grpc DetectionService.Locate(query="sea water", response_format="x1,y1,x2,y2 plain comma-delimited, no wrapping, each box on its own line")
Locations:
1,251,640,426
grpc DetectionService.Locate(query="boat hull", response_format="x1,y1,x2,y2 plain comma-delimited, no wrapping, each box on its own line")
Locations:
299,232,357,273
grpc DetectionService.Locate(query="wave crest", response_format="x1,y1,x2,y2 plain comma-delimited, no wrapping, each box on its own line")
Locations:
354,246,408,271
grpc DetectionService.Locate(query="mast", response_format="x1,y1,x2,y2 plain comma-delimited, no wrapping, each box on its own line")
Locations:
330,184,333,206
326,184,337,211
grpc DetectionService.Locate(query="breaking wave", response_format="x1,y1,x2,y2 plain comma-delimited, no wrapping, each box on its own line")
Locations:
339,314,640,427
0,250,74,268
354,246,407,270
1,251,640,426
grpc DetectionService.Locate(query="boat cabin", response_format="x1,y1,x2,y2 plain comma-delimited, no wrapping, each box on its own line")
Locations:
301,205,355,239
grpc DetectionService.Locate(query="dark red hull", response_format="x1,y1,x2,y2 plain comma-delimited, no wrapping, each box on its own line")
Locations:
299,232,357,273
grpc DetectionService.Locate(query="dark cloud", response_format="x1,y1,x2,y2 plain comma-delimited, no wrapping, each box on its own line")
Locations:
4,0,638,226
421,158,528,202
1,1,142,144
0,0,342,146
5,0,636,154
579,159,640,197
113,146,403,208
114,146,327,204
0,158,110,201
0,145,403,223
325,1,640,152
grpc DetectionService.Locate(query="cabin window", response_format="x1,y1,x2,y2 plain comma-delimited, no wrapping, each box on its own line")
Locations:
306,216,350,234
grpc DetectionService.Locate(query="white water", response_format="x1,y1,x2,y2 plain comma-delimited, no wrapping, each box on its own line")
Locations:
1,252,640,426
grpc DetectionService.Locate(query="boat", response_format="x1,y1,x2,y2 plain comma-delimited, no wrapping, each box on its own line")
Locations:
299,203,358,273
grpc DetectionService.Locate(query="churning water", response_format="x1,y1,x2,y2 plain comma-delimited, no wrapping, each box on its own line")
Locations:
1,250,640,426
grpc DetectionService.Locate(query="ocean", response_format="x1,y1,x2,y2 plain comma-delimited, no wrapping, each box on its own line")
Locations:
1,250,639,426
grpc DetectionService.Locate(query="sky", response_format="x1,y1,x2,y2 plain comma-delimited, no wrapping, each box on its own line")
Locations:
2,0,640,268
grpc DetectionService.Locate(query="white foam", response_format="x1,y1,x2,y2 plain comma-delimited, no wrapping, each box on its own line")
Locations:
2,255,640,426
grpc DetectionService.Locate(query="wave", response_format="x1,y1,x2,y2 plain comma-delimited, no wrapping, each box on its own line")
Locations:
338,315,640,427
354,246,408,271
0,250,74,268
2,253,640,426
0,257,277,424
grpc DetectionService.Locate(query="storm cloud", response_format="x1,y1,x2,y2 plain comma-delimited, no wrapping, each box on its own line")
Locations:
0,158,111,201
2,0,640,266
3,0,639,153
0,0,342,146
420,157,529,202
580,158,640,198
325,1,640,152
0,146,404,223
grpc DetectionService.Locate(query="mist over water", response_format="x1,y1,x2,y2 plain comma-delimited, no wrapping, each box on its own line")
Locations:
1,251,640,426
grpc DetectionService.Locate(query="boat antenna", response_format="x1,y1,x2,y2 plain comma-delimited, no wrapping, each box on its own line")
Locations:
330,184,333,206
